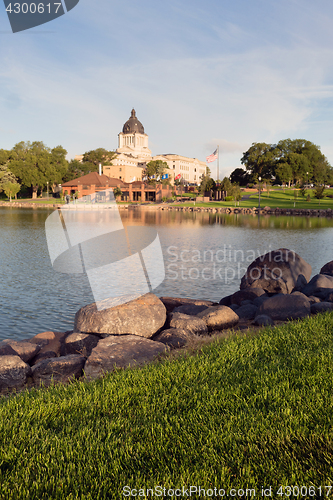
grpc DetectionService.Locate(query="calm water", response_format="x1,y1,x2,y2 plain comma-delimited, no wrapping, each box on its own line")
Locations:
1,206,333,341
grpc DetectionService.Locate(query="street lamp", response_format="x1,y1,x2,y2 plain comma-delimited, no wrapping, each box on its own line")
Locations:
258,176,261,209
306,171,309,186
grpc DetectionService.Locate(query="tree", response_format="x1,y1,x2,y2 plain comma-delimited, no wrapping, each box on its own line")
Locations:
230,167,251,186
313,185,326,200
81,148,116,174
9,141,68,198
199,175,216,195
62,159,84,183
230,184,242,203
113,187,122,199
144,160,169,184
275,162,293,191
2,181,20,201
219,177,232,197
241,142,276,179
264,179,271,197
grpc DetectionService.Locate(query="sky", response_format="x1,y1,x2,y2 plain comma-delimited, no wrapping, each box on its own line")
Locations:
1,0,333,179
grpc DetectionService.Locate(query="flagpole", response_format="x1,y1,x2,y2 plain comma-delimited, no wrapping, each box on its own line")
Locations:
217,145,219,181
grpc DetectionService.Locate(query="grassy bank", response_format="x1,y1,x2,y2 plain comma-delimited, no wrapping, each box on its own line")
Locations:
1,312,333,498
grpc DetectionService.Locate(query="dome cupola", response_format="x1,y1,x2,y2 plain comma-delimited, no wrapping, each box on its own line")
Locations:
122,109,145,134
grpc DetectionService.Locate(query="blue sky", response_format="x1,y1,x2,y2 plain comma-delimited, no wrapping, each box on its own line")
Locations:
1,0,333,178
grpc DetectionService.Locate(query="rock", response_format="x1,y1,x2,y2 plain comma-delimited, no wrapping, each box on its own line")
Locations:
84,335,168,380
0,343,18,357
27,331,69,347
308,295,321,304
253,315,275,326
27,331,70,360
230,288,266,306
61,332,100,357
327,293,333,303
236,304,258,320
31,351,58,365
291,291,311,301
169,312,208,335
229,304,240,311
310,302,333,314
197,306,239,331
240,248,312,294
173,304,210,316
240,300,254,306
258,294,311,321
0,340,40,363
74,293,166,339
320,261,333,276
153,328,194,349
301,274,333,299
0,356,31,393
253,296,270,307
160,296,215,313
219,295,232,306
31,355,86,386
292,274,308,292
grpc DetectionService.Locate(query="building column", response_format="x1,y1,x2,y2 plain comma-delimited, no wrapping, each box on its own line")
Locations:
141,183,145,202
129,183,133,202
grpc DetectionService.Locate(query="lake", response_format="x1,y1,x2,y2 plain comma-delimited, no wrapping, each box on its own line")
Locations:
1,206,333,341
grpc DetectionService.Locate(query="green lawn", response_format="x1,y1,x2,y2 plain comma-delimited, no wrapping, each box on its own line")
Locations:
1,312,333,498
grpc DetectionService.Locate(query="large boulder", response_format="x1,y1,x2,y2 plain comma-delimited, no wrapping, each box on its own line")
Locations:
0,340,40,363
0,356,31,393
84,335,168,380
301,274,333,299
74,293,166,339
197,306,239,331
31,355,86,386
310,302,333,314
240,248,312,294
230,288,266,306
169,312,208,335
320,261,333,276
258,294,311,321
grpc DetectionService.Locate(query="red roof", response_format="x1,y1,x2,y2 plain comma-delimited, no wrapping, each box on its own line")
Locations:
62,172,126,188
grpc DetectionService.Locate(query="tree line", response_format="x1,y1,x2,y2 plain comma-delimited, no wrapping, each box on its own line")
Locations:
0,143,116,199
231,139,333,187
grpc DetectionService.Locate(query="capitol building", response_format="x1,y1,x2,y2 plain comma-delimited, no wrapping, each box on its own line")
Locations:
77,109,207,185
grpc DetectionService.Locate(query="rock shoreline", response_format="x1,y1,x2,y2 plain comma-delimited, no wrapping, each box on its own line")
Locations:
1,249,333,395
0,200,332,218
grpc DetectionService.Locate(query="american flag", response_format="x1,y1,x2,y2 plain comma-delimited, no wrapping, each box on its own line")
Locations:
206,149,218,163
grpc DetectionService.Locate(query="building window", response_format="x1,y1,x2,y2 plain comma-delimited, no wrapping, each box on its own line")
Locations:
119,176,122,179
119,168,122,171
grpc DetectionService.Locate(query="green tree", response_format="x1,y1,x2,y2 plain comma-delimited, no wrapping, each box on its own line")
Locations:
230,167,252,186
144,160,169,184
275,162,293,191
2,181,20,202
219,177,232,197
240,142,276,179
199,175,216,195
81,148,116,174
62,159,84,182
313,185,326,200
9,141,68,198
113,187,123,199
230,184,242,203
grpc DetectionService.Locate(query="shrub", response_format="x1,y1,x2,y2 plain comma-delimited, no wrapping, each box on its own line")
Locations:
306,194,311,202
225,196,233,202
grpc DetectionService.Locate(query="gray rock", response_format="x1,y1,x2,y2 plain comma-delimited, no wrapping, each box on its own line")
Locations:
253,315,275,326
230,288,266,306
32,355,86,386
310,302,333,314
153,328,194,349
320,261,333,276
229,303,240,311
301,274,333,299
0,356,31,393
308,295,322,304
0,340,41,363
197,306,239,331
240,300,254,306
240,248,312,294
160,296,215,313
173,304,210,316
292,274,308,292
253,295,270,307
291,291,311,301
74,293,166,339
258,293,311,321
84,335,168,380
31,351,58,366
327,293,333,303
61,332,100,357
236,304,258,320
219,295,232,306
169,312,208,335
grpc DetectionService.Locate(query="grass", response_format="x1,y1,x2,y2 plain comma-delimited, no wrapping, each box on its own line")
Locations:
1,312,333,498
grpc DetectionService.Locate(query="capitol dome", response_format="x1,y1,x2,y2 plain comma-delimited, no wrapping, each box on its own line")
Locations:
122,109,145,134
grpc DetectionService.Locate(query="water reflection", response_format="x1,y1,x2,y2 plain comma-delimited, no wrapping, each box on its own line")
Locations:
0,207,333,341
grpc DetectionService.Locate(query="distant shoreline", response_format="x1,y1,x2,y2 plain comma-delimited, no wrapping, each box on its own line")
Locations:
0,200,332,217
